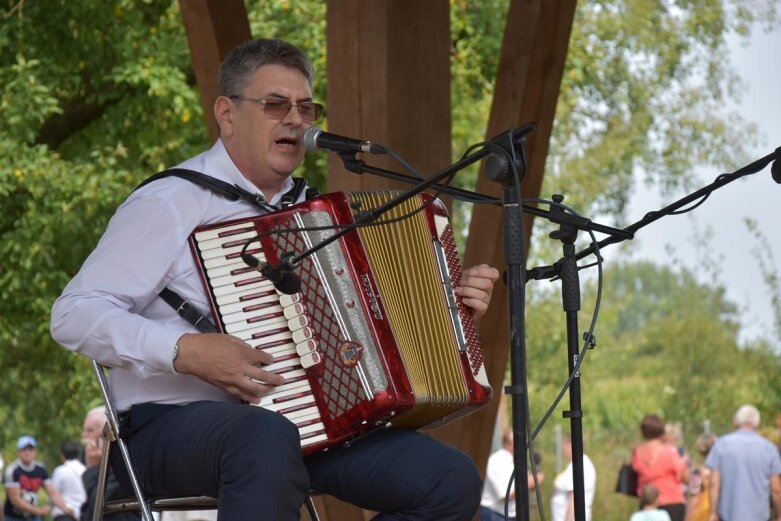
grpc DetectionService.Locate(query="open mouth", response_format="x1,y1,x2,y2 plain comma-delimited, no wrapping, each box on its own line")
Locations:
275,136,300,150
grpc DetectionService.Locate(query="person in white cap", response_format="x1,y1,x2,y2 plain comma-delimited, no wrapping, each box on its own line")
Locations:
3,435,74,521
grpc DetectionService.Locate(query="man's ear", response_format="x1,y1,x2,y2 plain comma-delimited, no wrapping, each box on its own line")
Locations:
214,96,234,137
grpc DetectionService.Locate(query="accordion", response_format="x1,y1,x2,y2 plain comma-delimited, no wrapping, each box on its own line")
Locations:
189,190,491,454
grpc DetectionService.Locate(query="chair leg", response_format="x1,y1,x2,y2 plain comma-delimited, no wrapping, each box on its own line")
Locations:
304,496,320,521
92,360,155,521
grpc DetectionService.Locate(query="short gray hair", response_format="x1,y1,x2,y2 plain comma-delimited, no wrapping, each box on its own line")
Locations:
218,38,314,96
734,404,760,428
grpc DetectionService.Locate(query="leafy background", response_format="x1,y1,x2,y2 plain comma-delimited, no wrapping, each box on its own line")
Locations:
1,1,779,519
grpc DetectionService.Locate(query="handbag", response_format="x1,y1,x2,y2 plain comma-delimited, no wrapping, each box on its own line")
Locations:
615,462,638,496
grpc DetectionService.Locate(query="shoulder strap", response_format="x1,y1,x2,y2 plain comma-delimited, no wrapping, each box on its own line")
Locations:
137,167,318,209
159,288,217,333
136,168,277,212
144,168,318,332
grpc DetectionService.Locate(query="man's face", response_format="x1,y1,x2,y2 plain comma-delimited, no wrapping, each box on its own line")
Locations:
82,411,103,441
17,446,35,465
221,64,313,193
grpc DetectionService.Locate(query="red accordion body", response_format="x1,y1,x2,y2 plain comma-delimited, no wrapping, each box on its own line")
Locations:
189,190,491,454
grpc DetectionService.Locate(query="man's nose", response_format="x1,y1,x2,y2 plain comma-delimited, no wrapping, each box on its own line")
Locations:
282,104,304,125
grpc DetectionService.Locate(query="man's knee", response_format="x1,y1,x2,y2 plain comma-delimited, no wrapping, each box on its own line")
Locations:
427,450,482,518
223,408,304,476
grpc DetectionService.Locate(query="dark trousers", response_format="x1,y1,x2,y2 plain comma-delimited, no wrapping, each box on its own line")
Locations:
660,503,686,521
116,401,481,521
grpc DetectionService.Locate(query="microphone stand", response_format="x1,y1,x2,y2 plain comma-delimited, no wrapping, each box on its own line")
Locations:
480,136,532,521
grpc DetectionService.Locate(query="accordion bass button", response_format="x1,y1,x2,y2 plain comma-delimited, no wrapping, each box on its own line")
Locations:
292,327,314,344
283,302,306,320
300,351,322,369
279,293,301,307
287,315,310,332
296,339,318,356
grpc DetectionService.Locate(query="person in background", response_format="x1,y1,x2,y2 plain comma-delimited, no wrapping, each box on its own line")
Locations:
705,404,781,521
80,406,140,521
683,433,715,521
50,440,86,521
632,415,688,521
479,429,544,521
629,485,673,521
3,435,74,521
550,434,597,521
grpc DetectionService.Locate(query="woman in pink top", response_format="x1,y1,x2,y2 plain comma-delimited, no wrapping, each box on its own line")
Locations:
631,414,689,521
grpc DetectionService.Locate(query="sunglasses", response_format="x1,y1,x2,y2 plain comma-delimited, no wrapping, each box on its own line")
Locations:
229,95,325,123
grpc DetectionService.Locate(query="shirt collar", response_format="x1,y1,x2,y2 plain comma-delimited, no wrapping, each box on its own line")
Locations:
204,139,295,207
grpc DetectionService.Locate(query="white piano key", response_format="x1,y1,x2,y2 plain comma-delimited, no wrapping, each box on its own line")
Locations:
199,241,261,261
231,316,290,341
195,221,255,242
281,405,320,422
203,255,249,271
222,304,285,326
263,393,315,413
215,286,277,307
246,331,293,349
224,311,286,335
300,433,329,447
196,230,258,252
258,379,312,407
290,410,321,425
219,293,280,316
298,422,326,436
278,368,307,381
265,356,304,374
213,278,273,298
288,316,309,333
257,343,296,357
208,270,266,290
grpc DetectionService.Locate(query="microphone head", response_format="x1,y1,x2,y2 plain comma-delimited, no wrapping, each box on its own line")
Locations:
303,126,323,152
276,272,302,295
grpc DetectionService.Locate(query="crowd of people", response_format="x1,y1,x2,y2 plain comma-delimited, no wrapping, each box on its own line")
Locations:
628,406,781,521
478,404,781,521
1,406,218,521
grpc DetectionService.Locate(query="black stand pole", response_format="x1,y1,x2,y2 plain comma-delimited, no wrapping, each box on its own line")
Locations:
502,182,531,521
480,133,531,521
548,194,587,521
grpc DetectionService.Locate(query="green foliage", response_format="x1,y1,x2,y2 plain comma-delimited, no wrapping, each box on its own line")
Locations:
1,6,779,518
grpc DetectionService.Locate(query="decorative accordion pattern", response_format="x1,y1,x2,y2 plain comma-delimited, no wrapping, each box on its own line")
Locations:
189,190,491,454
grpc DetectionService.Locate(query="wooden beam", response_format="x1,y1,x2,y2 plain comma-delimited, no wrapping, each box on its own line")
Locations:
325,0,451,194
178,0,252,141
323,2,451,519
430,0,577,491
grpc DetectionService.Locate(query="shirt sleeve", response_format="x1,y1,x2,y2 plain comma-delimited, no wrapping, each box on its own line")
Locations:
50,189,195,377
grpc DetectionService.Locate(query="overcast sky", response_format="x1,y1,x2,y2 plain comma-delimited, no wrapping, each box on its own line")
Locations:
624,23,781,347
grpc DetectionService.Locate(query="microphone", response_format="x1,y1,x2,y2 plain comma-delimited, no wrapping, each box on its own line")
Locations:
241,252,301,295
303,126,386,155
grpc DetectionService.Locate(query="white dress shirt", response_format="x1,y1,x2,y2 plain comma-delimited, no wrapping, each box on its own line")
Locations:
51,140,300,411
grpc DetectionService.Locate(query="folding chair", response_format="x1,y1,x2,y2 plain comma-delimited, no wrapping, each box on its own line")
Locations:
91,360,321,521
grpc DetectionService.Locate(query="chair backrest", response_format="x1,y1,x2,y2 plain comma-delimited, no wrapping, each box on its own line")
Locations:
90,360,320,521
